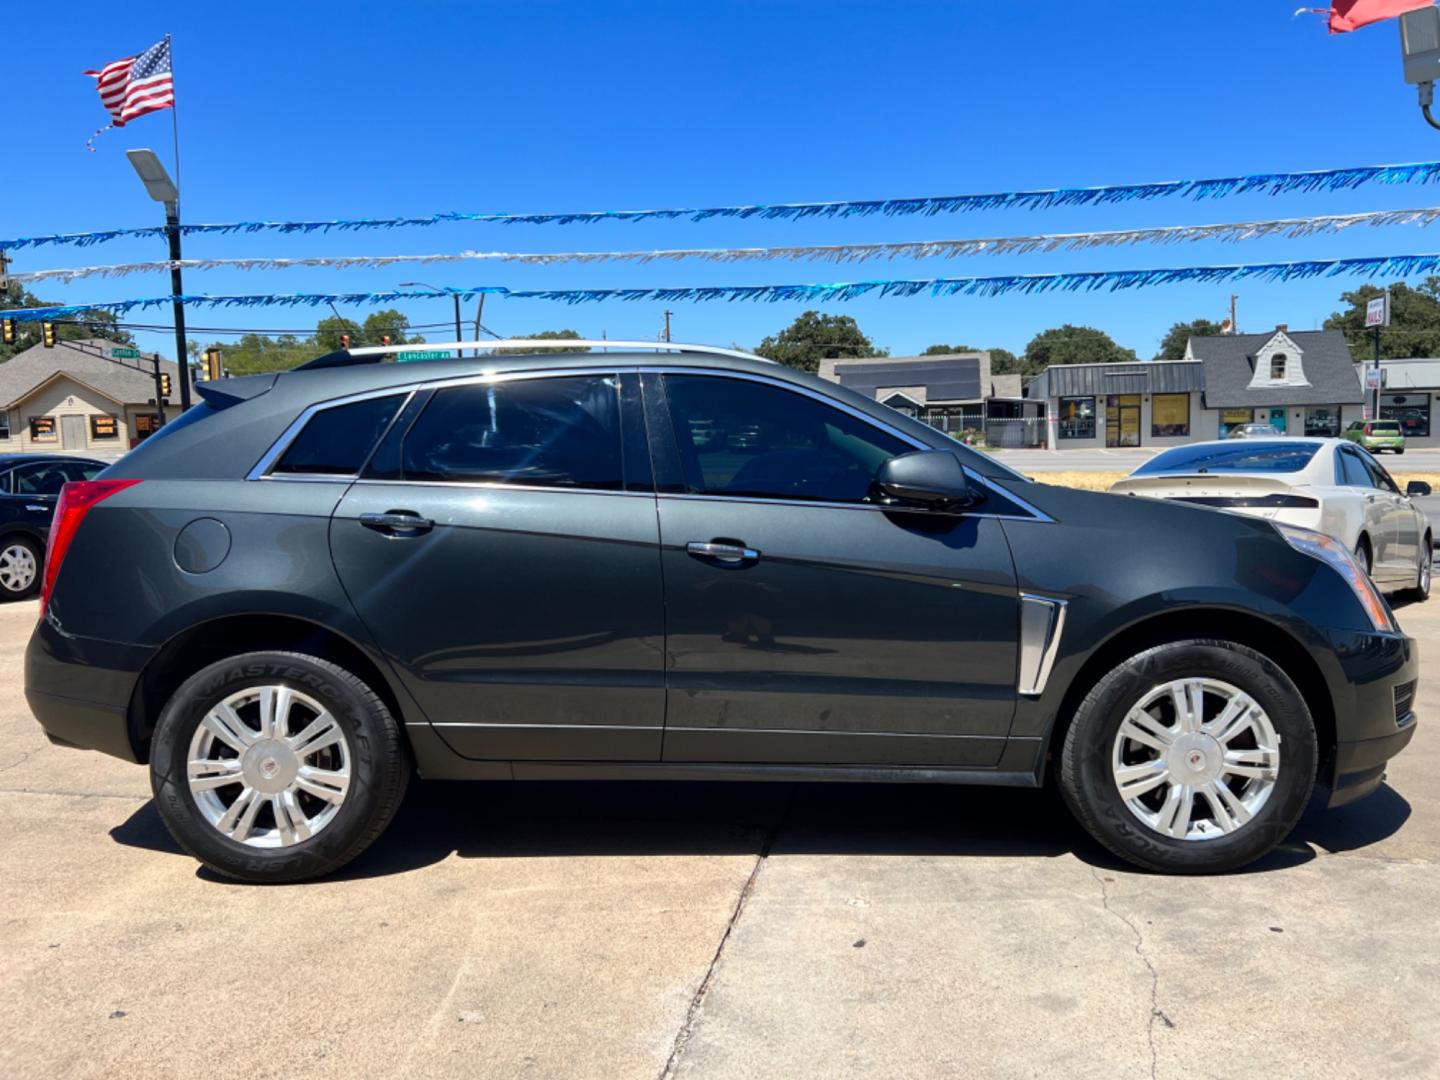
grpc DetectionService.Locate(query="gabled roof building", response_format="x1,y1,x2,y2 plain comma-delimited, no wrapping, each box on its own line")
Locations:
1025,327,1364,449
0,338,190,454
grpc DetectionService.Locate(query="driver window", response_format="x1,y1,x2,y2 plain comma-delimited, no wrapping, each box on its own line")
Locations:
13,463,69,496
1359,451,1399,493
662,374,910,503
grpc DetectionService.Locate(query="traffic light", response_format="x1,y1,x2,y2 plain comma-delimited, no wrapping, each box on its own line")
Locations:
159,372,172,398
41,321,56,348
340,333,351,349
203,348,223,381
1,318,13,346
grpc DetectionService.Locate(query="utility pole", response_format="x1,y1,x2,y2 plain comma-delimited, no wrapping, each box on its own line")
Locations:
126,150,192,413
1229,294,1238,334
0,249,11,293
473,295,485,357
662,310,672,343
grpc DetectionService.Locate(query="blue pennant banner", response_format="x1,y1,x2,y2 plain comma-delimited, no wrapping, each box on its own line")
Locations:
6,253,1440,321
15,206,1440,284
5,160,1440,251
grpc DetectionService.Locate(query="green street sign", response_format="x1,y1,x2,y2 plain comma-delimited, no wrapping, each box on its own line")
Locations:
110,347,140,359
397,350,452,362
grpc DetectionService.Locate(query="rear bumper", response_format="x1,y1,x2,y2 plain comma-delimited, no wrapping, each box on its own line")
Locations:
25,616,150,763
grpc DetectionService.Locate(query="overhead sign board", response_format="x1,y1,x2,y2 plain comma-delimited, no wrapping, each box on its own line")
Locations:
397,350,452,362
1365,295,1390,328
110,347,140,359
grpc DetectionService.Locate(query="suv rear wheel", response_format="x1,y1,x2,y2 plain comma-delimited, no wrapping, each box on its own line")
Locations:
149,651,410,883
1059,640,1317,873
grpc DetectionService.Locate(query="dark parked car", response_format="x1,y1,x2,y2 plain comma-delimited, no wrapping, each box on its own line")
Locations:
0,455,107,600
25,344,1417,881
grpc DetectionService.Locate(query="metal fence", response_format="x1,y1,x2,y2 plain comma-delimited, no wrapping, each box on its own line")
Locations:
914,409,1046,449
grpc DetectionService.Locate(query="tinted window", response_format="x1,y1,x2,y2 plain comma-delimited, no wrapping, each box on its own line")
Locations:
1370,421,1402,433
62,462,103,481
1358,450,1399,493
274,394,405,476
663,375,910,503
401,376,622,489
1135,441,1319,476
1338,448,1372,487
13,462,70,495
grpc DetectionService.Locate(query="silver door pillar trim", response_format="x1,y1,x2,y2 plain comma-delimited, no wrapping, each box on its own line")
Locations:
1017,593,1068,697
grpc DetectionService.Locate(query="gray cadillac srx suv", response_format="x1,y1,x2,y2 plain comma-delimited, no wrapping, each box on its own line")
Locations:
25,342,1418,881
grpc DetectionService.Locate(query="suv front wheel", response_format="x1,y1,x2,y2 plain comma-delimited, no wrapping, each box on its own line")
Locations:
149,651,410,883
1059,640,1317,873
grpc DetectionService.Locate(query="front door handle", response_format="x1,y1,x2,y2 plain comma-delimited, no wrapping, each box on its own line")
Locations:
359,510,434,535
686,540,760,564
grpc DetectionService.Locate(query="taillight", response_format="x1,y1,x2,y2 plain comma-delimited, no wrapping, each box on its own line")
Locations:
1364,424,1373,435
40,479,141,618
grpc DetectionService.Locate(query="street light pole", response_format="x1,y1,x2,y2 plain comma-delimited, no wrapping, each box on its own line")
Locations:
126,149,192,413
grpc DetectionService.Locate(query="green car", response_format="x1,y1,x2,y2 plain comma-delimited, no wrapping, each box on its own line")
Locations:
1342,419,1406,454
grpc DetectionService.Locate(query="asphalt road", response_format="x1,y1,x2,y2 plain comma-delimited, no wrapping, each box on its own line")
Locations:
1,598,1436,1079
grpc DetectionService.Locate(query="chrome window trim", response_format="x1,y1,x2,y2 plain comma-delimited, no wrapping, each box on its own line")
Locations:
1017,593,1068,697
245,363,1053,521
246,369,628,483
351,477,649,498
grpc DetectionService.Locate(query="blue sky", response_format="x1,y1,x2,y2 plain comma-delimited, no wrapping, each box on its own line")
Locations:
8,1,1440,361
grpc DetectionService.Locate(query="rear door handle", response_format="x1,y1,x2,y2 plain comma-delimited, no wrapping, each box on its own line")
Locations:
359,510,434,535
686,540,760,564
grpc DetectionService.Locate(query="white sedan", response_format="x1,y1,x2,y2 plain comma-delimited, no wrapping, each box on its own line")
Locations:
1110,438,1432,599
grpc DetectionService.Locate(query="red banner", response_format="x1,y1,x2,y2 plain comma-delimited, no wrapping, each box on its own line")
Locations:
1330,0,1433,33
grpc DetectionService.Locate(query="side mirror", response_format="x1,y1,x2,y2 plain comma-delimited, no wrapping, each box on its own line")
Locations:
1407,480,1432,497
872,450,982,513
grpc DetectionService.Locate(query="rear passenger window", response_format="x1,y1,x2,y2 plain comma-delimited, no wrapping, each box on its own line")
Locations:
1338,449,1373,488
401,376,622,490
273,394,405,476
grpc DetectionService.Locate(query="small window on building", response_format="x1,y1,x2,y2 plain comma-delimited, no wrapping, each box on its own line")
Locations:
90,414,119,440
28,416,57,441
0,413,9,440
134,414,159,439
1304,406,1340,437
1057,397,1096,440
1151,394,1190,437
273,394,406,476
1380,395,1430,438
1270,353,1287,380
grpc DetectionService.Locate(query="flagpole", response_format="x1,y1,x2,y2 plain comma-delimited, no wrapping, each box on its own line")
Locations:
163,32,192,411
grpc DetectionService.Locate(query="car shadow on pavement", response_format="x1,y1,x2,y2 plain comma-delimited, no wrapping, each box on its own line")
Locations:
107,775,1413,883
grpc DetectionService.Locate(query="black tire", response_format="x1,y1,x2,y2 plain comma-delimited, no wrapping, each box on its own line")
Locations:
1059,639,1317,874
1403,534,1432,603
0,534,43,600
1355,535,1373,577
1396,448,1406,455
149,651,410,883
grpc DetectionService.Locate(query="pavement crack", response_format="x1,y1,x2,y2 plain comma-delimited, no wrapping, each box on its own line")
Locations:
0,749,40,775
658,789,795,1080
1092,867,1164,1080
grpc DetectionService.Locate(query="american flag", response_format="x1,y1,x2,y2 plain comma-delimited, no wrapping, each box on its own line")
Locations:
84,37,175,142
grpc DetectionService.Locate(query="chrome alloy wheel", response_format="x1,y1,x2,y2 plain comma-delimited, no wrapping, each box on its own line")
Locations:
0,543,37,594
186,686,351,848
1111,678,1281,841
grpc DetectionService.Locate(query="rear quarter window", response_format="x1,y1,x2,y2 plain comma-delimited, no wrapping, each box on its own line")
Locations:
272,394,406,476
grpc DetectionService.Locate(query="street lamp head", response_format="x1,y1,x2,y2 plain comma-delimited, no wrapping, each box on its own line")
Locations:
126,149,179,206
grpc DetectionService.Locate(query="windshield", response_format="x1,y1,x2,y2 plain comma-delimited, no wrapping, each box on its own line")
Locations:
1134,441,1320,475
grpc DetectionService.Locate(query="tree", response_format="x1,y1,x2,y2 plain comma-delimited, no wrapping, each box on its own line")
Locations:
496,329,588,355
754,311,886,372
201,333,317,375
314,315,363,352
363,309,413,345
1023,325,1136,371
1154,318,1225,361
1,284,133,362
1325,279,1440,359
921,343,980,355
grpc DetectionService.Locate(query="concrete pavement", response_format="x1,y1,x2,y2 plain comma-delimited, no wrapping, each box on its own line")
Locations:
0,597,1436,1079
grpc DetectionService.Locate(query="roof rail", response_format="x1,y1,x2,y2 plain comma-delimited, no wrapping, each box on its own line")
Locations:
294,340,771,371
